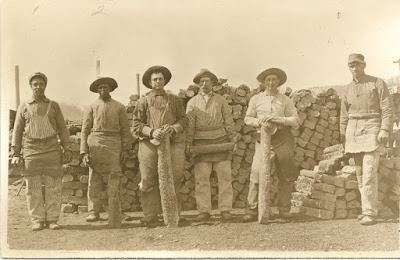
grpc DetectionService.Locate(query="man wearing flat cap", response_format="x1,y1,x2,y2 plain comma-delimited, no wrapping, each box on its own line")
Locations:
11,72,72,231
132,65,187,224
242,68,299,223
340,54,394,225
80,77,130,227
186,69,236,221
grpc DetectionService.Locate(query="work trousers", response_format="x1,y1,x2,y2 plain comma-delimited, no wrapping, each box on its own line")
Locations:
193,160,233,213
353,150,380,217
25,175,62,223
87,168,122,218
138,140,185,217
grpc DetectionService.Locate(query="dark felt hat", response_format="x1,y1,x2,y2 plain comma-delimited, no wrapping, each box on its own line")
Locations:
256,68,287,86
193,69,218,85
90,77,118,93
142,66,172,89
29,72,48,85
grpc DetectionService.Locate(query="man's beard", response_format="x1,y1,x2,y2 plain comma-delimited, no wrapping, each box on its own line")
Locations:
100,93,111,100
33,90,45,99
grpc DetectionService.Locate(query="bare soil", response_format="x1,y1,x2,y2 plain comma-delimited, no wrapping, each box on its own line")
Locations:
5,184,400,255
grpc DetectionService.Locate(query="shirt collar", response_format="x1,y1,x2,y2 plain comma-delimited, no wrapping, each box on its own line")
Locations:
200,91,213,97
353,74,366,83
27,97,50,104
98,96,112,102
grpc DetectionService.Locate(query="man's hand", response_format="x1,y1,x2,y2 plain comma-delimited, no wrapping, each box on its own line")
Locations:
152,128,165,140
121,150,129,163
163,124,176,135
378,129,390,146
11,156,21,167
82,153,90,167
63,150,73,164
259,117,273,125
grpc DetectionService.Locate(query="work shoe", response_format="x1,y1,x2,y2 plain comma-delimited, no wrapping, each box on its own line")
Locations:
242,213,257,223
357,214,365,221
360,215,375,226
221,211,232,220
32,222,44,231
195,212,211,221
140,215,158,224
86,213,100,222
47,221,61,230
279,211,292,219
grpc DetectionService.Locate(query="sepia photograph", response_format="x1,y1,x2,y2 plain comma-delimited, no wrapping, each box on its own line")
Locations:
1,0,400,258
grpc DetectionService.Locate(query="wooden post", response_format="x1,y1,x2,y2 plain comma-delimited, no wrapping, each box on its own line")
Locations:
15,65,20,109
96,60,100,78
136,73,140,96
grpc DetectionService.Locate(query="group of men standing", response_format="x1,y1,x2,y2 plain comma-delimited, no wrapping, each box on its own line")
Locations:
11,53,394,231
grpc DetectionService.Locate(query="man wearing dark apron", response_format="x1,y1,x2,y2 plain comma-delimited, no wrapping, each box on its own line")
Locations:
132,65,187,224
242,68,300,223
80,77,131,228
11,72,72,231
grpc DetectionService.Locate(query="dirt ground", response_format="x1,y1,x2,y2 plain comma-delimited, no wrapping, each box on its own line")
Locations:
4,184,400,256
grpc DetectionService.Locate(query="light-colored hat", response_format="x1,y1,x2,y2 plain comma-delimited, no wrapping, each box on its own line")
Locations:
256,68,287,86
348,53,365,64
193,69,218,85
29,72,48,85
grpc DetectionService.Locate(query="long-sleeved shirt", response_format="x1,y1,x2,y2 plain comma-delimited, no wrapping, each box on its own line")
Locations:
244,91,299,131
80,97,131,154
11,97,70,156
340,74,394,153
186,92,236,145
132,90,187,138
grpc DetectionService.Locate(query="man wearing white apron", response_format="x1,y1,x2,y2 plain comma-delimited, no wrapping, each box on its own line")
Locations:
132,65,187,224
80,77,131,228
11,72,72,231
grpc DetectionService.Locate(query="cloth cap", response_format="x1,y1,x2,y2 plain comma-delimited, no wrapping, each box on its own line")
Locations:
348,53,365,64
29,72,48,85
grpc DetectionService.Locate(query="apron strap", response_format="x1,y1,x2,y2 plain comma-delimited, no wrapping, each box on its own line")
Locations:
46,100,52,115
25,102,34,115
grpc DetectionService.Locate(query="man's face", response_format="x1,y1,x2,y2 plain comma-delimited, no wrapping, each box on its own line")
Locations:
97,84,111,98
348,62,366,79
199,77,213,94
263,74,280,92
149,72,165,91
30,78,46,97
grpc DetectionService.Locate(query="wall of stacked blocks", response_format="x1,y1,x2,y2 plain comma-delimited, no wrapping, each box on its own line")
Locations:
62,82,400,220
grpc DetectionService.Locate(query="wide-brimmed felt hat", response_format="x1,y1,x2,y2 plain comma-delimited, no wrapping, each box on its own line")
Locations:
348,53,365,64
193,69,218,85
90,77,118,93
29,72,48,85
256,68,287,86
142,65,172,89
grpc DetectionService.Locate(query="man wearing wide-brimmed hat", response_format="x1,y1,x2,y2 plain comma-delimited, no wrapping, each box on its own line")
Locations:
132,65,187,225
11,72,72,231
242,68,299,224
186,69,236,221
80,77,131,227
340,54,394,225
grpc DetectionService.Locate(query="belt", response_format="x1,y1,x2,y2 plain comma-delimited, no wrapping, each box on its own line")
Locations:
26,135,58,143
348,113,380,119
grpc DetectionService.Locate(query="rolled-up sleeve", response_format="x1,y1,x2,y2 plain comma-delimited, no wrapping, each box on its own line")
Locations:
378,79,394,132
80,106,93,154
244,96,260,127
11,103,26,156
283,97,299,128
54,102,71,150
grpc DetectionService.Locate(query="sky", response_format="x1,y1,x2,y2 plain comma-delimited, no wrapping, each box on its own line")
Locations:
1,0,400,111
